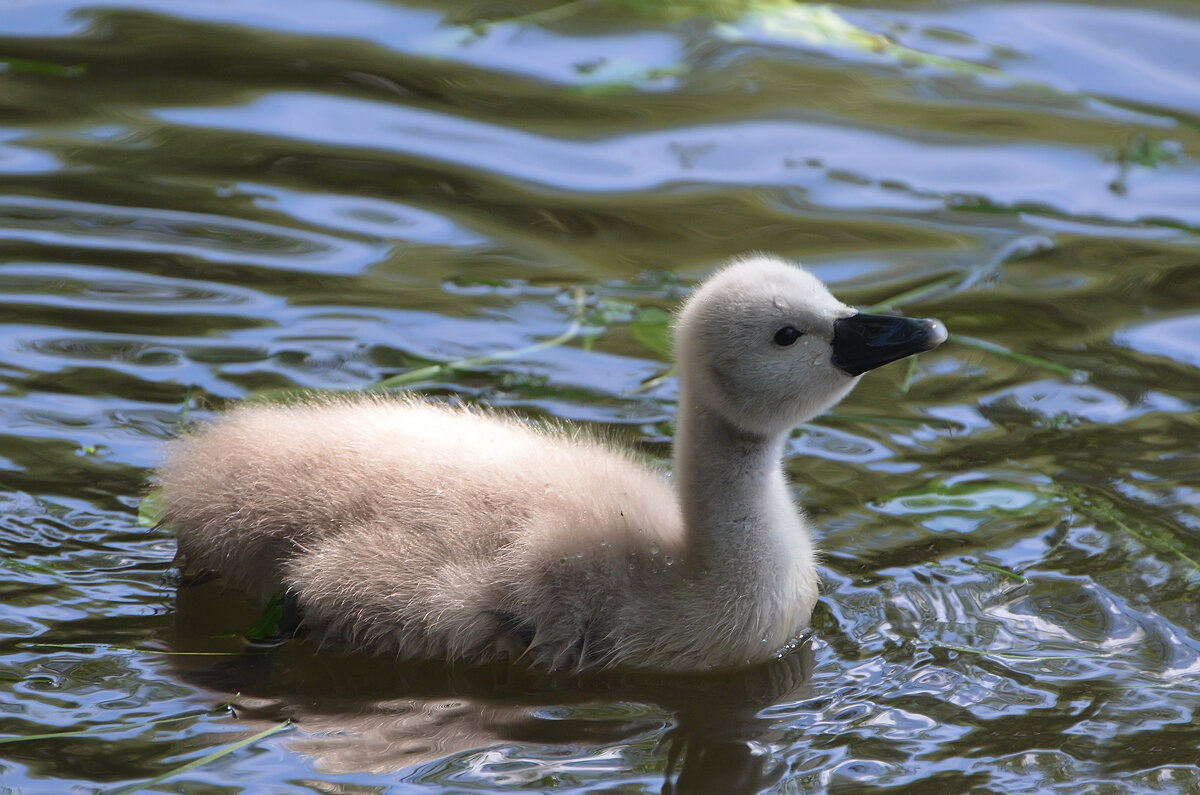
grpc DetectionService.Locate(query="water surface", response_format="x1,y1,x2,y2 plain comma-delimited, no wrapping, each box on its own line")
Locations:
2,1,1199,792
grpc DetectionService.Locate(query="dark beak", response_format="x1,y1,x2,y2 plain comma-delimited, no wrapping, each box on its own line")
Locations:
832,313,948,376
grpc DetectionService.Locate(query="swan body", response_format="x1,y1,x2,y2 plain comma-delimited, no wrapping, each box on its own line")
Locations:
158,255,946,671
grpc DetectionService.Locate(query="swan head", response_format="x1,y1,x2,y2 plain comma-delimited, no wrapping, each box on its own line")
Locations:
675,255,947,437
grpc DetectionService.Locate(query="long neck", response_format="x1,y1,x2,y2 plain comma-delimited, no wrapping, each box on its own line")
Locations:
673,392,804,571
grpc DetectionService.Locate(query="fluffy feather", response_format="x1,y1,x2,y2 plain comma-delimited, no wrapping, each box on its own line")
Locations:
157,254,943,671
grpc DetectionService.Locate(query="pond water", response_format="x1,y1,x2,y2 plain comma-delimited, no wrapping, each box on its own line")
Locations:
2,0,1199,792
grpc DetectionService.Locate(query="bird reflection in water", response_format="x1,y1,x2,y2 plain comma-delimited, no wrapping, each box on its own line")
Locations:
167,581,815,795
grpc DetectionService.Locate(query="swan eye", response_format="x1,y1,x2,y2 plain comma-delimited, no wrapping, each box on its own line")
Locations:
773,326,803,346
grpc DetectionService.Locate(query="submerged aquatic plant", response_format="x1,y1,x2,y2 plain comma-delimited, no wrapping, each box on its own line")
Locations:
441,1,999,93
1109,134,1181,196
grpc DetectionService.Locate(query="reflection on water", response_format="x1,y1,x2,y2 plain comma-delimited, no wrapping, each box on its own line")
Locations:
2,0,1200,792
171,581,814,793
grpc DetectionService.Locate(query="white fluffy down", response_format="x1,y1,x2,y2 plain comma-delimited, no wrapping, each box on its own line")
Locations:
159,255,880,671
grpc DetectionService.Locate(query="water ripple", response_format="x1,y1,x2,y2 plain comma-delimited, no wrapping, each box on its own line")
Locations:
3,0,1200,792
0,196,383,274
156,92,1200,225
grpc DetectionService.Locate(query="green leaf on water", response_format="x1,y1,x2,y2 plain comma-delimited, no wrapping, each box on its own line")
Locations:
0,557,58,576
900,355,919,394
1109,134,1180,195
950,333,1083,379
243,591,285,642
1119,134,1179,169
242,385,338,404
631,307,673,360
588,297,637,328
971,561,1031,584
377,316,585,389
0,713,206,746
583,298,634,352
0,58,86,78
177,386,198,426
137,488,166,528
377,288,589,389
865,272,967,313
633,363,678,393
1063,485,1200,576
113,720,292,795
860,262,1085,382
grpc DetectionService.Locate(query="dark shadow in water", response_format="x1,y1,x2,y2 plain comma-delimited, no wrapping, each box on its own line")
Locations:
166,581,815,794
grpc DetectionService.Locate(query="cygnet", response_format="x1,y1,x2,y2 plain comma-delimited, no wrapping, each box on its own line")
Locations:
158,255,946,671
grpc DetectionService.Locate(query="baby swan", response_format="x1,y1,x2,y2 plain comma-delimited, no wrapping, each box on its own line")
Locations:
158,255,946,672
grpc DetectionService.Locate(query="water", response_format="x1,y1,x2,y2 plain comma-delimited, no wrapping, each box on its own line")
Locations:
2,1,1199,792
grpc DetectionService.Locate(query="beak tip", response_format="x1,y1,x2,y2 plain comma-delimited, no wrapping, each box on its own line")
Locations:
921,319,949,350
